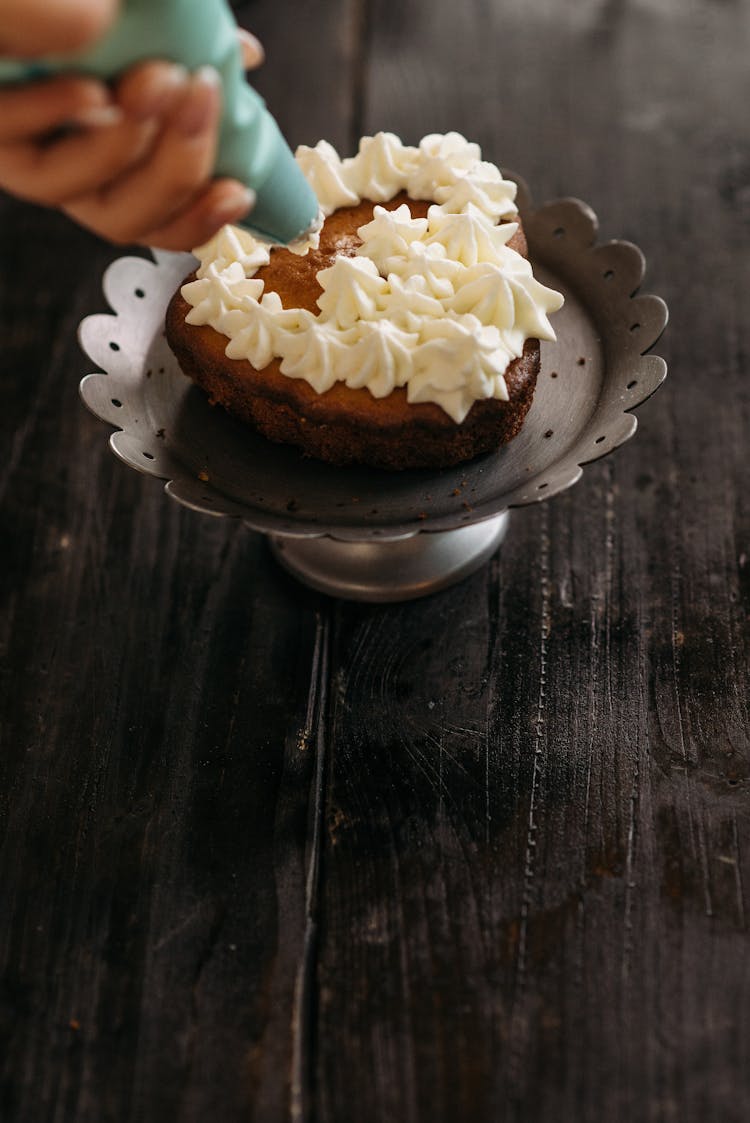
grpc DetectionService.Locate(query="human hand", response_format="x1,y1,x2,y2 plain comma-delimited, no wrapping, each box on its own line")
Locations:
0,1,265,250
0,0,119,56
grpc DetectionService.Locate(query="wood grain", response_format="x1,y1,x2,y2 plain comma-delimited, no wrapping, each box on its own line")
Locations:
1,0,748,1121
317,0,750,1119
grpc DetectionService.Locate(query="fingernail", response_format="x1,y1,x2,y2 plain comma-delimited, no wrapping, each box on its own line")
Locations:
72,104,125,129
195,65,221,89
212,186,256,223
130,63,189,120
237,28,265,69
173,67,221,136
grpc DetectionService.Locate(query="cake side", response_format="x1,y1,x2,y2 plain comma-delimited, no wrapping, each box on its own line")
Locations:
166,283,540,469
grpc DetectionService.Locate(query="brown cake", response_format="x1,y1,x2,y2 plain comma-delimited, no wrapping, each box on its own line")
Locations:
165,134,563,470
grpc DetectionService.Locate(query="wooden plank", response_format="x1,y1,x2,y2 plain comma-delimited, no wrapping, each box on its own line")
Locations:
0,2,357,1119
243,0,365,153
313,0,750,1120
0,200,324,1123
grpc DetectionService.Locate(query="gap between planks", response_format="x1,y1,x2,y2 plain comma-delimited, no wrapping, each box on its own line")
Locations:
290,608,332,1123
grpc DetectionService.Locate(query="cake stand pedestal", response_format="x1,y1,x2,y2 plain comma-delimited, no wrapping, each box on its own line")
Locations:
79,182,668,603
268,512,510,602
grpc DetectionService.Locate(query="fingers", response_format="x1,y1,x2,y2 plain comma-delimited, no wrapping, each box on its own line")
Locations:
0,75,113,144
0,67,192,208
0,114,158,205
137,179,255,251
0,0,118,56
0,49,260,250
71,67,221,241
65,68,253,246
115,60,189,121
237,28,265,71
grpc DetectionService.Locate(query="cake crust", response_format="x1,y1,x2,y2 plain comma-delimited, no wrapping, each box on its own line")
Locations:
165,194,540,470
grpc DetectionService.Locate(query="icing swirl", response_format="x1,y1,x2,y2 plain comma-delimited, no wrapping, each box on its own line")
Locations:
183,132,564,423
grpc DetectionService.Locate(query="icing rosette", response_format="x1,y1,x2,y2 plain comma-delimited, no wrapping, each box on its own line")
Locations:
183,132,564,424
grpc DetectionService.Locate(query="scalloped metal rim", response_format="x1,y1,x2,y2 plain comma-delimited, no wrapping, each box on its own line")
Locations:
79,188,668,542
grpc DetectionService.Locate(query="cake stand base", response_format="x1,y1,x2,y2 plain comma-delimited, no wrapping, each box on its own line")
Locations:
267,511,510,602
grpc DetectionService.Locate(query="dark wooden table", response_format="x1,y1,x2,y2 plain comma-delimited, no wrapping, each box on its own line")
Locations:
2,1,748,1120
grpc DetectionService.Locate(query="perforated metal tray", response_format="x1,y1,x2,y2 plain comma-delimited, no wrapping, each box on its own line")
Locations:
79,182,667,597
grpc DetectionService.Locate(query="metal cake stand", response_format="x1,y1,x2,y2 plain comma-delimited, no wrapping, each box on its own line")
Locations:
79,180,668,601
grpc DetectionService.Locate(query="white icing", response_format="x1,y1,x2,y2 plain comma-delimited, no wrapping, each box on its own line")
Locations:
336,321,419,398
425,205,519,268
355,204,429,272
295,141,359,213
193,225,270,279
341,132,420,201
183,132,564,423
284,207,324,255
315,256,390,329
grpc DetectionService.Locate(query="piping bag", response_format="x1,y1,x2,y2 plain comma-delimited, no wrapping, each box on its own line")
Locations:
0,0,320,246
